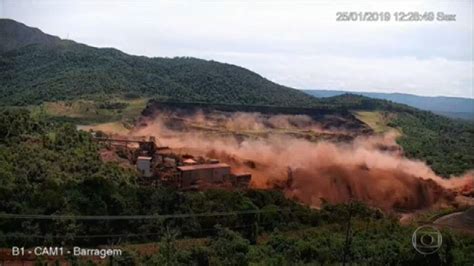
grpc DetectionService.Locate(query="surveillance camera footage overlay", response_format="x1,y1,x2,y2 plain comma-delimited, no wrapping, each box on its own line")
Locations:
0,0,473,265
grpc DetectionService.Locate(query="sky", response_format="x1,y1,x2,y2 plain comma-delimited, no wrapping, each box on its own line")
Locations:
1,0,473,98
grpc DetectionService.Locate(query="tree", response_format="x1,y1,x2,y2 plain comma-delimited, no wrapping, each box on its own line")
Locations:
209,226,250,266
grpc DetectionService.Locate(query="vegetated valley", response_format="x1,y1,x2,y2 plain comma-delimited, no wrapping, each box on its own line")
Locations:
0,19,473,265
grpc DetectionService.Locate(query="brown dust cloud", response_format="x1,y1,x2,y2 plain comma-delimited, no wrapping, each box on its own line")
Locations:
131,110,474,211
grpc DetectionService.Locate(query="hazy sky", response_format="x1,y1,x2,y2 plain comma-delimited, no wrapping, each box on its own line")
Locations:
1,0,473,98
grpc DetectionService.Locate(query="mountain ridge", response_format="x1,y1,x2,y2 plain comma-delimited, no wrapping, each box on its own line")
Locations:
1,19,473,177
0,19,319,107
0,18,61,53
304,89,474,120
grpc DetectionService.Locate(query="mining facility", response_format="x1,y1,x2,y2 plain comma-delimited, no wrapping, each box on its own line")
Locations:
94,134,251,190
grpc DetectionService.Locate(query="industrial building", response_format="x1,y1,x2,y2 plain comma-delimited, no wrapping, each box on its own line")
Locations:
231,172,252,188
177,163,231,188
94,134,251,190
137,156,153,177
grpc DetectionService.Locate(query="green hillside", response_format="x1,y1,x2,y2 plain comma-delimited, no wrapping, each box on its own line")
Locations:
323,95,474,176
0,40,317,107
0,19,61,53
1,108,473,265
1,19,473,177
0,19,474,265
304,89,474,120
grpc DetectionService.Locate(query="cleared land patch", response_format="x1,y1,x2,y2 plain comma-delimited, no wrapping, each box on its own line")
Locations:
353,111,393,134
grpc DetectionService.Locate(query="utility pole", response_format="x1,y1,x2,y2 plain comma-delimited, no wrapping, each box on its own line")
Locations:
342,200,353,266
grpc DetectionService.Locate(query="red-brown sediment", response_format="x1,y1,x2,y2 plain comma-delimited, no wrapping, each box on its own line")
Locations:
131,111,474,211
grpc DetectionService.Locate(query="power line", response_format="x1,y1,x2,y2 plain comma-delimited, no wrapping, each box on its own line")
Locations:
0,223,268,239
0,208,291,220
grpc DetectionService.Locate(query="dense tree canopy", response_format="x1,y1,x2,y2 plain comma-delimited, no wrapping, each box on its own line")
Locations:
1,19,473,265
323,95,474,176
1,26,473,176
0,41,318,107
0,108,473,265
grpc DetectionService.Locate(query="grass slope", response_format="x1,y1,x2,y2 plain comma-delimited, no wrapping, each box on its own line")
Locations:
30,97,148,125
353,111,394,134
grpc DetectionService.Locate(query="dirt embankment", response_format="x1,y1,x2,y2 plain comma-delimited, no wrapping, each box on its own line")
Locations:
132,102,474,212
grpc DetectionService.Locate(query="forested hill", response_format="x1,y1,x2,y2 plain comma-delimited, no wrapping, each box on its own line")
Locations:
0,19,317,107
1,19,473,177
304,89,474,120
321,94,474,176
0,19,60,53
